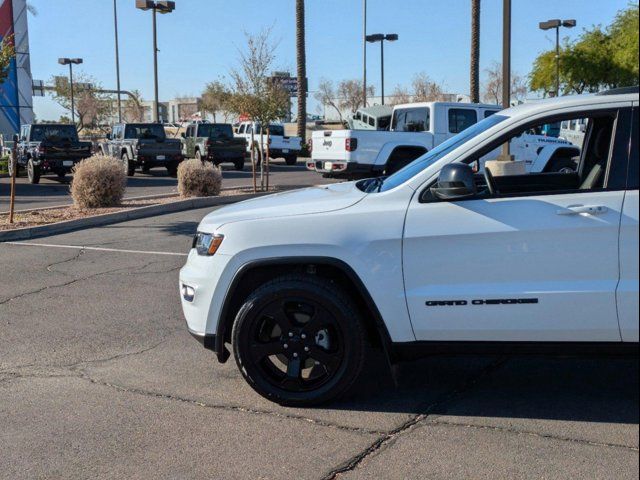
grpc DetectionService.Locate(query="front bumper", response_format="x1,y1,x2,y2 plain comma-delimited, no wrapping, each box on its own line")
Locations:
179,250,234,360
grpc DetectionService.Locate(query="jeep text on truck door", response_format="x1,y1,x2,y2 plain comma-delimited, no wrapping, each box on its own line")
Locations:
99,123,184,177
12,124,92,184
180,88,639,406
182,122,246,170
310,101,580,178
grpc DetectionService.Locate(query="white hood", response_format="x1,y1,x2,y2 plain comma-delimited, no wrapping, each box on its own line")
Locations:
198,182,366,232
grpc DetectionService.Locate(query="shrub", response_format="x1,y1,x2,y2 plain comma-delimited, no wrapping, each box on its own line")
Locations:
70,155,126,209
177,159,222,197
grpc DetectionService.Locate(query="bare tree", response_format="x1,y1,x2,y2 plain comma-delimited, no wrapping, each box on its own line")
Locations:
412,73,447,102
482,61,528,105
389,85,411,106
122,89,144,122
49,74,111,133
337,79,373,116
295,0,307,143
227,29,288,191
314,79,342,122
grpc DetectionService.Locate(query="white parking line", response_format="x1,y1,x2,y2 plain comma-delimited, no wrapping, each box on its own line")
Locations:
5,242,188,257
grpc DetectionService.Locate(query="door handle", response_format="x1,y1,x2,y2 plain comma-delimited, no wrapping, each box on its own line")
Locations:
557,205,608,216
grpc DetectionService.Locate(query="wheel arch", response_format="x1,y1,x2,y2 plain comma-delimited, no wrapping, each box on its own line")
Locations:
374,141,430,167
214,257,395,365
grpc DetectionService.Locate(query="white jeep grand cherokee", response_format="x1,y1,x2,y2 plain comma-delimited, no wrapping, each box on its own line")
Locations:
180,88,639,406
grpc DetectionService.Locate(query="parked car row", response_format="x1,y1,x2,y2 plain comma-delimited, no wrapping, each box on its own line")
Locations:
8,119,306,183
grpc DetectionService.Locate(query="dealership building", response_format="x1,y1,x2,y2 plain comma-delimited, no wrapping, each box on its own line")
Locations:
0,0,33,139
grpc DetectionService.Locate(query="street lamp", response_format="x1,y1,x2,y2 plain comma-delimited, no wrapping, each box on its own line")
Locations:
114,0,122,122
539,18,576,97
58,58,83,125
365,33,398,105
135,0,175,123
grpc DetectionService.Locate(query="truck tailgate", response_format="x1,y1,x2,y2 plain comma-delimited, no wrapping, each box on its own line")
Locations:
311,130,350,161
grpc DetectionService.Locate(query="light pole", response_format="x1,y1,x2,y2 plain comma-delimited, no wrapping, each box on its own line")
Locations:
539,18,576,97
365,33,398,105
135,0,175,123
363,0,367,108
114,0,122,122
58,58,83,125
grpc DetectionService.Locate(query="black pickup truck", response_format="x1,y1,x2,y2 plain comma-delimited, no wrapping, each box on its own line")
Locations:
99,123,184,177
182,122,246,170
13,123,92,184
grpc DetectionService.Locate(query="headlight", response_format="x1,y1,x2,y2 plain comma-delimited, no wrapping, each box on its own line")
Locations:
193,232,224,256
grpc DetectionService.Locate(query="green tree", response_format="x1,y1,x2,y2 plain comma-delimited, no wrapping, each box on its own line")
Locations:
201,80,231,122
530,4,639,95
0,34,15,86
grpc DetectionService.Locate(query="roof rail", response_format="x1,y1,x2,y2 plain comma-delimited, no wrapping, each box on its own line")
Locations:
597,86,639,96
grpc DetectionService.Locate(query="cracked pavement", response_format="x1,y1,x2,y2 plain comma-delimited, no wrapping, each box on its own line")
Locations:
1,207,638,479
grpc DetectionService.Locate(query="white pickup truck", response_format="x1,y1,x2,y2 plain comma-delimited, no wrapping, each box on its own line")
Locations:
309,102,581,178
235,121,302,165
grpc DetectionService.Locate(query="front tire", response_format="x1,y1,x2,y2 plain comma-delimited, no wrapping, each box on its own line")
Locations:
232,275,366,406
234,158,245,171
285,155,297,166
122,153,135,177
546,157,577,174
27,159,41,184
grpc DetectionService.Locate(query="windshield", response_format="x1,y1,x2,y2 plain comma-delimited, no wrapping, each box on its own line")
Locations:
198,124,233,139
254,124,285,136
373,114,508,192
124,124,166,140
31,125,78,142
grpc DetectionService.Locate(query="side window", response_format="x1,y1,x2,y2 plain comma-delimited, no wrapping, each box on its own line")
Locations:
355,112,362,121
186,125,194,137
484,110,499,119
246,124,253,134
627,108,638,190
445,111,625,201
368,116,375,127
392,107,429,132
238,124,245,134
449,109,478,134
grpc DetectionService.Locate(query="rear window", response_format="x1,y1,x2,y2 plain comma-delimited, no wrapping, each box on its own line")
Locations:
198,124,234,139
448,109,478,133
392,107,429,132
30,125,78,142
378,115,391,131
124,124,166,140
254,124,285,136
484,110,500,118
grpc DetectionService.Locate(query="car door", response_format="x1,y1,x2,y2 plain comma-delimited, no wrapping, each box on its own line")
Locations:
402,107,630,342
617,105,639,342
185,125,195,157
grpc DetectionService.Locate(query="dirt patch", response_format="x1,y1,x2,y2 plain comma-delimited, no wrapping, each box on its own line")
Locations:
0,187,272,231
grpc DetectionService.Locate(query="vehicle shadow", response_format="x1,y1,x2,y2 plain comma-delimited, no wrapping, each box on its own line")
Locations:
157,221,200,237
329,351,639,425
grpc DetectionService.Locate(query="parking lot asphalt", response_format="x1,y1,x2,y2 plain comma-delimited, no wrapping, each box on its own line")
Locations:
0,158,328,213
0,206,638,479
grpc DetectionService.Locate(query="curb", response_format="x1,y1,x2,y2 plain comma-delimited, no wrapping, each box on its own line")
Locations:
0,191,268,243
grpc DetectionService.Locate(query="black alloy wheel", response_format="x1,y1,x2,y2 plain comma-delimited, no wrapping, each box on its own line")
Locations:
232,275,365,406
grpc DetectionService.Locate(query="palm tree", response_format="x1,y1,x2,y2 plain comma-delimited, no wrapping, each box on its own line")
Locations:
295,0,307,144
470,0,480,103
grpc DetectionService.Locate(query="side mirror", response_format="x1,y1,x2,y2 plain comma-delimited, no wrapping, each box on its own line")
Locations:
430,163,477,201
181,132,186,138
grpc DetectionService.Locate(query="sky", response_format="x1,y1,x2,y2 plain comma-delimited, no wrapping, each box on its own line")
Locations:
28,0,632,121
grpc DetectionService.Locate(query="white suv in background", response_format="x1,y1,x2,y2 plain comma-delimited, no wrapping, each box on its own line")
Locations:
180,88,639,406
